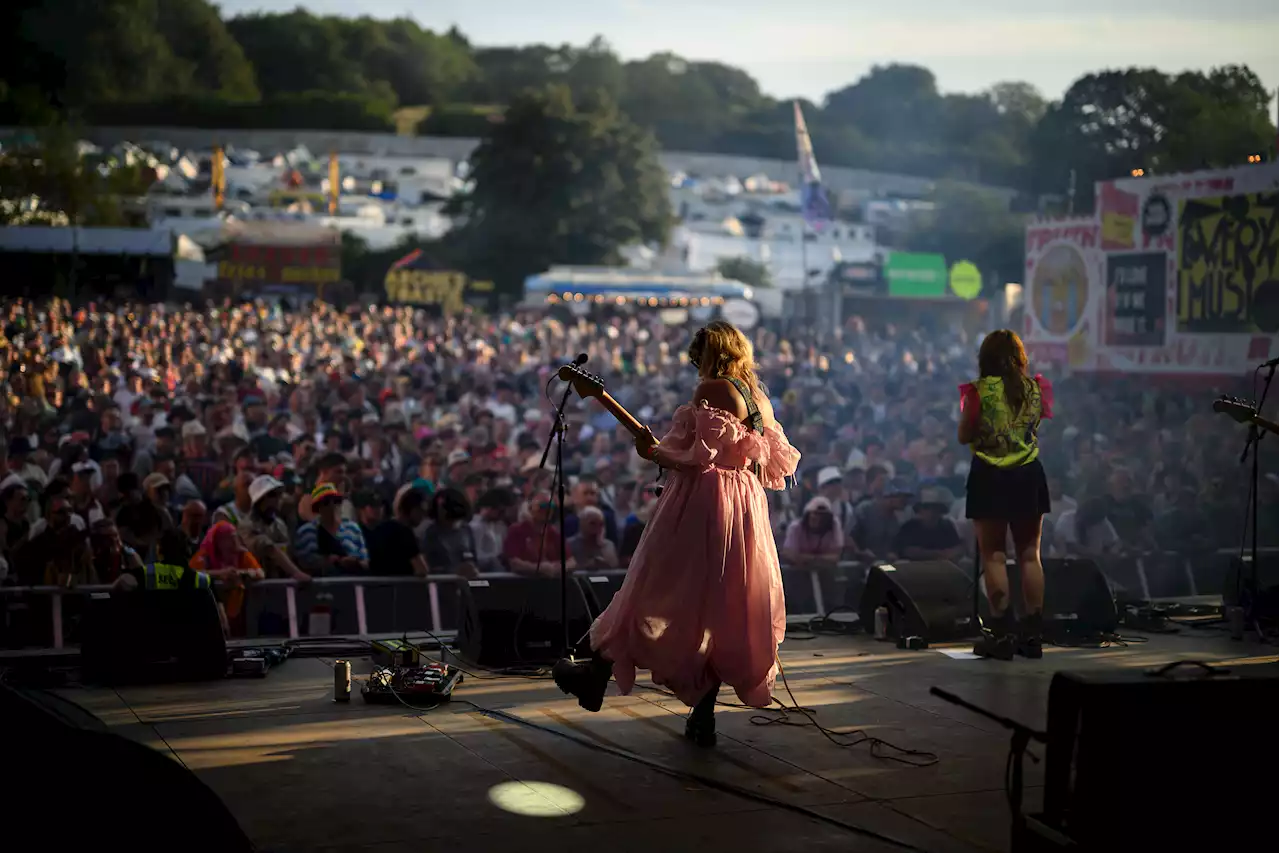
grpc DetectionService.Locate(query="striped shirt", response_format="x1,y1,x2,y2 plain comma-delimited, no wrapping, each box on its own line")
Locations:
294,519,368,563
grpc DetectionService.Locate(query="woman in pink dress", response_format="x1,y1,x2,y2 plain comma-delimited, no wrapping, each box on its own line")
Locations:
554,321,801,747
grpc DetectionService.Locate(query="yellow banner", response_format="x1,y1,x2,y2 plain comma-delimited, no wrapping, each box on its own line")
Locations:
1177,193,1278,333
1100,212,1135,250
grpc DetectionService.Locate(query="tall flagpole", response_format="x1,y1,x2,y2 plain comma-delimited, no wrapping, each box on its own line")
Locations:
793,101,831,333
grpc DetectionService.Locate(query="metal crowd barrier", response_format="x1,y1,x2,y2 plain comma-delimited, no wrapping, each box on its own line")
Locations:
0,548,1269,653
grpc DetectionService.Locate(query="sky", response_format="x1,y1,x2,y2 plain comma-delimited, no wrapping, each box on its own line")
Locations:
218,0,1279,103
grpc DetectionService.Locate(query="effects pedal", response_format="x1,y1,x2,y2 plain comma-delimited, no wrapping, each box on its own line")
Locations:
361,662,463,704
371,638,421,669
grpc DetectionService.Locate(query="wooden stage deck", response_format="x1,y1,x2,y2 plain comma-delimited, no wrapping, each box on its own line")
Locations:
55,629,1277,853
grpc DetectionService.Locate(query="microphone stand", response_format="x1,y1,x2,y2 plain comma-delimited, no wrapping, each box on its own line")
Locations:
540,366,575,658
1237,360,1275,638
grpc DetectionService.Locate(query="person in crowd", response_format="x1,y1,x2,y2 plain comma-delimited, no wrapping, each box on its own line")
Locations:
368,485,430,576
211,471,255,529
353,490,385,545
142,472,175,532
89,518,145,586
68,461,106,528
852,481,911,559
297,451,350,522
555,320,801,749
180,420,221,500
17,488,96,586
241,475,310,583
294,482,369,575
893,491,964,561
563,475,619,545
421,487,479,577
619,481,660,565
815,466,856,536
189,520,265,635
782,496,845,566
958,329,1052,660
1,474,32,552
567,505,620,570
470,487,517,571
179,499,208,554
503,490,574,577
9,436,48,489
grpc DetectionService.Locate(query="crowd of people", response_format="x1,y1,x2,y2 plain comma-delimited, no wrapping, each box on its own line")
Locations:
0,297,1273,636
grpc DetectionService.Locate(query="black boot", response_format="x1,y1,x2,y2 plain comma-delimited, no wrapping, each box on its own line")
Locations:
973,611,1015,660
552,653,612,712
1016,611,1043,659
684,683,719,748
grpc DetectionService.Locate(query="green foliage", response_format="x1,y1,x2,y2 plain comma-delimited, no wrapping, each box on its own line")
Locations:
715,257,773,289
898,181,1025,289
445,86,672,292
0,2,1273,202
0,120,155,226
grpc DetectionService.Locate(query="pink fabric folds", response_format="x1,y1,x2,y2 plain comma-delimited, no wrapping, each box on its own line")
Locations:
588,403,801,708
958,382,981,428
1033,374,1054,418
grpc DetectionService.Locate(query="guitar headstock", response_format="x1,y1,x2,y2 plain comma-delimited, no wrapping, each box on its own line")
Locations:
1213,395,1257,424
558,363,605,400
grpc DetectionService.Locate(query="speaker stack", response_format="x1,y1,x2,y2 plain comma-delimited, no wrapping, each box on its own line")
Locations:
454,576,597,668
858,557,1118,644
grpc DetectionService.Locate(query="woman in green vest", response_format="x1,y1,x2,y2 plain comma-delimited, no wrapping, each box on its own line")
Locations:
958,330,1053,660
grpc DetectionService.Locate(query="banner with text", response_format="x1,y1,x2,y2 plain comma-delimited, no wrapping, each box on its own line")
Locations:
1176,192,1278,334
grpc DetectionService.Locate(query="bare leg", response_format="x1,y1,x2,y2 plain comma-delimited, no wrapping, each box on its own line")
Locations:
973,518,1015,660
1009,516,1045,658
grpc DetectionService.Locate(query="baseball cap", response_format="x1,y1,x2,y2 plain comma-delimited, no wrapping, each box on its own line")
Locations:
446,449,471,467
816,466,842,488
804,496,834,514
71,462,95,476
142,473,171,492
181,420,208,438
248,475,284,506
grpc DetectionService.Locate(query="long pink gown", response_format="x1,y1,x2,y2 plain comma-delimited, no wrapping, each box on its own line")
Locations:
588,401,802,707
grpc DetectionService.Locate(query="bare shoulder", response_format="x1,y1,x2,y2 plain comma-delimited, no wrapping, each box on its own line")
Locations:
754,392,779,429
693,378,749,419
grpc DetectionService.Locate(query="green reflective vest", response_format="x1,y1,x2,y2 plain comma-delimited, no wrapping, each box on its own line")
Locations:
143,562,212,591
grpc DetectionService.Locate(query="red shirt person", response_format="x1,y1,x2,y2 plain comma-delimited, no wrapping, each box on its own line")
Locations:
502,491,576,577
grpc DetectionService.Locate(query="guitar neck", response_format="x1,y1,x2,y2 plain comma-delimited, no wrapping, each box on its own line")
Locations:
595,390,646,438
1253,416,1279,435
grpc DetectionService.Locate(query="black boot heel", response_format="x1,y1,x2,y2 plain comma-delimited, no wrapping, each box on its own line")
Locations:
973,612,1015,660
552,656,611,713
1016,612,1043,659
684,713,717,748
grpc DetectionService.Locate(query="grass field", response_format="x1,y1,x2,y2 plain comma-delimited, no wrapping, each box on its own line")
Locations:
393,106,432,136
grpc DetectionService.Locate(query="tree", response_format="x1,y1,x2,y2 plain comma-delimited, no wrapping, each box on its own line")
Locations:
715,257,773,289
898,181,1024,292
445,85,672,294
156,0,259,101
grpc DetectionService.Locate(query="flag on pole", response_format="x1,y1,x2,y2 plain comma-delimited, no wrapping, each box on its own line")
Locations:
793,101,831,232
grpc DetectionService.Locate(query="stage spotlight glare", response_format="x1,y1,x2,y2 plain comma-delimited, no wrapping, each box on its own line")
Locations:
487,781,585,817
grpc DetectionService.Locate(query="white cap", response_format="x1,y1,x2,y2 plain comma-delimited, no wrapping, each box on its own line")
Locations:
249,475,284,506
446,449,471,467
816,466,843,488
182,420,208,438
804,496,834,514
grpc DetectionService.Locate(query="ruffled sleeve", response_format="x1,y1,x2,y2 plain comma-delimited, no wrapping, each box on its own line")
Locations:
656,403,749,470
958,382,980,427
758,423,802,491
1034,374,1054,419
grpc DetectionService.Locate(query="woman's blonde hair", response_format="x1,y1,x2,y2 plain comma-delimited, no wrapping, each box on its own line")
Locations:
687,320,762,395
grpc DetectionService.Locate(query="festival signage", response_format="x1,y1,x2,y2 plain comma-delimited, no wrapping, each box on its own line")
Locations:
217,243,341,286
382,248,494,314
1175,192,1278,334
1103,253,1167,347
884,252,946,298
1022,218,1101,369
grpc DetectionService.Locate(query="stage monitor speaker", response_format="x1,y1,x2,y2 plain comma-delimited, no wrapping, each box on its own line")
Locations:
455,576,594,668
80,588,227,684
3,683,254,852
859,561,977,642
983,557,1117,639
1037,664,1278,849
1224,555,1278,622
578,572,625,617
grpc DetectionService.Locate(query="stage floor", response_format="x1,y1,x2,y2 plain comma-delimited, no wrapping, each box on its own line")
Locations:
56,628,1276,853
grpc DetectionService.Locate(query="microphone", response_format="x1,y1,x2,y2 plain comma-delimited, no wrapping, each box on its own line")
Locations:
1264,358,1278,368
572,352,588,366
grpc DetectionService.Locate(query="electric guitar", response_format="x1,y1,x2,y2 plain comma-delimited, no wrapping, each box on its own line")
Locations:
1213,396,1279,435
557,363,650,441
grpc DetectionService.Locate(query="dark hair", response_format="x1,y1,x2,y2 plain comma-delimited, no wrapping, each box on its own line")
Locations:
477,488,517,511
316,451,347,473
397,486,429,518
117,472,140,493
977,329,1031,413
431,487,471,523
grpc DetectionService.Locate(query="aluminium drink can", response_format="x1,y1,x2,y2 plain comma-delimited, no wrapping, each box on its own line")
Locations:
334,659,352,702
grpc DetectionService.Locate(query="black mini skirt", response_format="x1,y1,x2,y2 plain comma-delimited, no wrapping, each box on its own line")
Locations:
965,455,1051,520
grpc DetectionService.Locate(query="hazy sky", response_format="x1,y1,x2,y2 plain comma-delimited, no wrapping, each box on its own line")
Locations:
219,0,1279,103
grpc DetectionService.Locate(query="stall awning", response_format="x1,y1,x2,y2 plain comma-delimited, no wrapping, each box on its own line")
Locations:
525,267,752,300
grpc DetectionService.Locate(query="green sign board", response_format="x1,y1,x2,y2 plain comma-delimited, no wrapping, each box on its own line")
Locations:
884,252,947,297
949,260,983,300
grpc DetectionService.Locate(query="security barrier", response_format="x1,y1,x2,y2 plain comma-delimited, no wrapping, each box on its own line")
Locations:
0,549,1268,653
